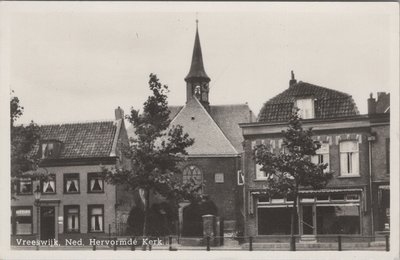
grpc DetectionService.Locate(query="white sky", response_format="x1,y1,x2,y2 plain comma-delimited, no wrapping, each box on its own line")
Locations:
1,2,398,125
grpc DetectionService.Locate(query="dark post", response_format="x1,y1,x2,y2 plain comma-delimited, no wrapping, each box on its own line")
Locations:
131,237,135,251
290,235,296,251
249,236,253,251
169,236,172,251
109,224,111,239
113,237,117,251
206,236,210,251
338,235,342,251
92,237,96,251
149,244,152,251
385,235,389,251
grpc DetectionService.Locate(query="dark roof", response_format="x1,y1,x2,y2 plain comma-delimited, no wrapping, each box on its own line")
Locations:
258,81,359,122
210,104,255,152
37,121,119,158
185,26,210,81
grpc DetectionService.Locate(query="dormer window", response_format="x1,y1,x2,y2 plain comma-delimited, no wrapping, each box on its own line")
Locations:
41,140,62,159
296,98,315,119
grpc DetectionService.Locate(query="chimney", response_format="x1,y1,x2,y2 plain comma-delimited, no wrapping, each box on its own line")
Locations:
115,106,124,120
289,70,297,87
367,93,376,115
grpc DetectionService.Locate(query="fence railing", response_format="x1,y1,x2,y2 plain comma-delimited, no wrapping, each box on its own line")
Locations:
85,234,390,252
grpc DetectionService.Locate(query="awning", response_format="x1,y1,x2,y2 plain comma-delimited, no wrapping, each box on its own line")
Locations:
299,188,363,194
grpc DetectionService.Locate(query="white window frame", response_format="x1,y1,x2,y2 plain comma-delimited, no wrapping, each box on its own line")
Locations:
296,98,315,119
311,143,330,172
340,141,360,176
256,163,268,180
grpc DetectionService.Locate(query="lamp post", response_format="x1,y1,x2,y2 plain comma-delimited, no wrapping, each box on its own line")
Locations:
34,185,41,250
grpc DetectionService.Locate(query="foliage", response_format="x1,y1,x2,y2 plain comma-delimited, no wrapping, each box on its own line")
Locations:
253,109,332,235
103,74,198,235
10,92,43,197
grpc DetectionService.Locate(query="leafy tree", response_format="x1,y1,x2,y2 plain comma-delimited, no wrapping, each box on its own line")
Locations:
10,92,42,198
253,109,332,248
104,74,198,236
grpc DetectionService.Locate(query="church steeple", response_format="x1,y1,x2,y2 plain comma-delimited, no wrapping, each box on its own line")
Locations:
185,20,211,110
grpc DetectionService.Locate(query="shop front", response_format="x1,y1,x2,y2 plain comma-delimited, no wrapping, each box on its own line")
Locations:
253,189,364,238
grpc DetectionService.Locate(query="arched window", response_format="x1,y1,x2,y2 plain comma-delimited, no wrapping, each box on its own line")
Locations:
182,165,203,186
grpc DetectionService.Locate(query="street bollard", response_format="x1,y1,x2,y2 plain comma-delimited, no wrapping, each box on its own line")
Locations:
338,235,342,251
206,236,210,251
290,235,296,251
131,237,135,251
149,244,152,251
385,235,389,251
249,236,253,251
113,237,117,251
92,237,96,251
169,236,172,251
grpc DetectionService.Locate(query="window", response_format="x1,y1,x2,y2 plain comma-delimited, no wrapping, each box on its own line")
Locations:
64,173,79,193
214,173,224,183
296,98,315,119
340,141,359,176
41,142,54,159
182,165,203,185
18,178,32,194
311,143,330,172
88,205,104,232
64,205,80,233
386,138,390,174
41,175,56,194
12,207,32,235
88,173,104,193
256,163,268,180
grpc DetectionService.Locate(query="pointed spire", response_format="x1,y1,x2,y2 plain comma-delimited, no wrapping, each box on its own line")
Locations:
185,20,210,81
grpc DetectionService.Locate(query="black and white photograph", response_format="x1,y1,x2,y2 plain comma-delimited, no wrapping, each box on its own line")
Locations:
1,2,398,259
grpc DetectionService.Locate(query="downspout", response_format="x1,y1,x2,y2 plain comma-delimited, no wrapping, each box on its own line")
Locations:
368,136,375,235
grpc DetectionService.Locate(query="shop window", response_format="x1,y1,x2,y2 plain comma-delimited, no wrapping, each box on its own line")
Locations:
340,141,359,176
296,98,315,119
88,205,104,232
258,196,270,203
64,173,79,193
64,205,80,233
41,175,56,194
18,178,32,194
345,194,360,201
330,194,345,201
316,194,329,201
12,207,32,235
258,207,297,235
316,205,360,234
311,143,330,172
88,173,104,193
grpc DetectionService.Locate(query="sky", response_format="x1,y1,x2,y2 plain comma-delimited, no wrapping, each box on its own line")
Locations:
1,2,398,125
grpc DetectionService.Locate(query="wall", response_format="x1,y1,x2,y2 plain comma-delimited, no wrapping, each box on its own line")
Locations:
180,156,242,232
242,125,373,237
11,164,117,245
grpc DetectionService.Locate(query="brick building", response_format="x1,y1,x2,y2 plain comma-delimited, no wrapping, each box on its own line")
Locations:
239,73,390,240
368,92,390,234
11,108,130,245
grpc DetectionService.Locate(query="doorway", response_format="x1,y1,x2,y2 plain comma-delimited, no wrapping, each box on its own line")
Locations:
301,205,316,236
40,206,55,240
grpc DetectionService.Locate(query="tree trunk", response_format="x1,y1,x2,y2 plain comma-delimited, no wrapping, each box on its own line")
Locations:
142,188,150,237
290,192,298,251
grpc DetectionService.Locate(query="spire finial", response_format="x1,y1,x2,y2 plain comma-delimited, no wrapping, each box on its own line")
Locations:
291,70,295,80
289,70,297,87
196,13,199,28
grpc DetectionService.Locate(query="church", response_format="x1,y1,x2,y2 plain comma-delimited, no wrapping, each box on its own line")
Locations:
129,22,255,237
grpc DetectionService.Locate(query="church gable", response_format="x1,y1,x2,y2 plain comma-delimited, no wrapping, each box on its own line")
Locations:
170,97,238,156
